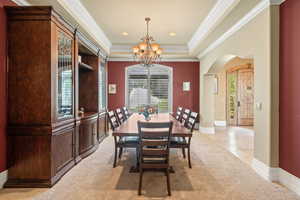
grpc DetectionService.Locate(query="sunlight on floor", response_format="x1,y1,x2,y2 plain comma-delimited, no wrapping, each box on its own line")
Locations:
201,126,254,165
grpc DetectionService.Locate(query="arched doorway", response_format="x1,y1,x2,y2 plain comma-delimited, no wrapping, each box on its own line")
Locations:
202,55,255,165
205,55,254,127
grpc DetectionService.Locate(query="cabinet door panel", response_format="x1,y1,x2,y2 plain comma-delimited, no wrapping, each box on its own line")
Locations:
79,120,97,154
8,135,51,180
52,129,74,174
98,113,107,142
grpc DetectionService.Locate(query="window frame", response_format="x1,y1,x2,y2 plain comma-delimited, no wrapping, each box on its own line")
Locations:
125,64,173,113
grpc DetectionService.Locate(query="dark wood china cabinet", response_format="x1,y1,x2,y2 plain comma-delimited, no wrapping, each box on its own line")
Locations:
5,6,108,188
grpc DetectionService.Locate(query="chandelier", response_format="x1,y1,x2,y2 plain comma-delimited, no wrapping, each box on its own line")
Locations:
132,17,162,66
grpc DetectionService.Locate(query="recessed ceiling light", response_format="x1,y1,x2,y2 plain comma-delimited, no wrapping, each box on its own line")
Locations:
169,32,176,36
122,32,129,36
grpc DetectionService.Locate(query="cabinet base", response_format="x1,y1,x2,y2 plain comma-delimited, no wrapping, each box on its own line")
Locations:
80,143,99,159
4,179,52,188
4,160,75,188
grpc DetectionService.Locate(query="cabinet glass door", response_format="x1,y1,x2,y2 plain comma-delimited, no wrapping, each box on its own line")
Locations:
99,61,107,110
57,31,73,118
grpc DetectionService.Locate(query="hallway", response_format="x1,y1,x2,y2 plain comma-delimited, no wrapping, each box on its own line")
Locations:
0,132,297,200
205,126,254,165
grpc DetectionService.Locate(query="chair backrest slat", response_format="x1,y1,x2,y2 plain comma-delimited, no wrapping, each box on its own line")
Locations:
122,106,130,119
142,139,168,146
115,108,126,124
175,107,183,120
141,131,170,138
181,108,191,125
185,111,198,132
142,149,168,156
108,110,119,130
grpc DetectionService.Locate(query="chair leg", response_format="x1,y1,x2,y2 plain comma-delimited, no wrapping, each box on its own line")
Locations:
113,147,118,168
118,147,123,159
138,169,143,195
113,137,118,168
188,146,192,168
182,148,186,159
136,147,140,168
166,168,171,196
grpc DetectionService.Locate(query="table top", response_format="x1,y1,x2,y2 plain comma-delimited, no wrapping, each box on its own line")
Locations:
112,113,192,137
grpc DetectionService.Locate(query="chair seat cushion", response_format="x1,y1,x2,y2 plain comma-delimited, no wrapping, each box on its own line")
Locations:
118,136,139,145
170,137,187,146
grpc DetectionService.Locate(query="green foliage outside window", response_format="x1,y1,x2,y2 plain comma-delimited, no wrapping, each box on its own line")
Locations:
228,73,237,119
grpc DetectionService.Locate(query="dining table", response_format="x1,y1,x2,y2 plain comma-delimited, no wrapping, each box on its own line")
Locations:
112,113,192,172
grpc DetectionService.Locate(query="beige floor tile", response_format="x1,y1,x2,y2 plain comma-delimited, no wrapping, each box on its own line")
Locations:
0,128,298,200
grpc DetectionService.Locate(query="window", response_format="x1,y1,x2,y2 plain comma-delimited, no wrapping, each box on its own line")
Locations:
126,65,172,113
99,61,107,110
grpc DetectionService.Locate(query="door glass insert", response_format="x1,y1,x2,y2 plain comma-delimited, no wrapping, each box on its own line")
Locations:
57,31,73,118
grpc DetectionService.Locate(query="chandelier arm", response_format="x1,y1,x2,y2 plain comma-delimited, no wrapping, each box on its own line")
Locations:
147,20,149,37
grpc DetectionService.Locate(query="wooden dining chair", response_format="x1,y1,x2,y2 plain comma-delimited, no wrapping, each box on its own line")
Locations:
108,110,138,167
115,108,126,124
122,106,131,119
175,107,183,121
170,111,198,168
181,108,191,125
137,121,173,196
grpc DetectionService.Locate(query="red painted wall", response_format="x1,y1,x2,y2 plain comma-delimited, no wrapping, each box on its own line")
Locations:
107,61,200,113
280,0,300,178
0,0,16,173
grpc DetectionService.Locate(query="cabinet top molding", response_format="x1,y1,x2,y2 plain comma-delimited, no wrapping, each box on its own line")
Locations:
5,6,108,59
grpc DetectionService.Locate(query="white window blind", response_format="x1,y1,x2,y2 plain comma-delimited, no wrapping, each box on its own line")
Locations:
61,70,72,108
150,74,169,112
126,65,172,113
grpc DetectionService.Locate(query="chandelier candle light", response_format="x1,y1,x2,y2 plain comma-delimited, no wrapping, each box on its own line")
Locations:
132,17,163,66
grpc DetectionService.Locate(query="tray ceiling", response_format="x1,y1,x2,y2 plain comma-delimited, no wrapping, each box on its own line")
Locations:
79,0,217,45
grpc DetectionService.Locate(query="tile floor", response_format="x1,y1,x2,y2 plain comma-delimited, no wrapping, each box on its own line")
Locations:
0,129,299,200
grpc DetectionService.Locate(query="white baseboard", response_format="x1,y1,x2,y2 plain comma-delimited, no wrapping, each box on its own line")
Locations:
251,158,278,181
214,120,227,126
0,170,7,189
252,158,300,196
278,168,300,196
199,126,215,134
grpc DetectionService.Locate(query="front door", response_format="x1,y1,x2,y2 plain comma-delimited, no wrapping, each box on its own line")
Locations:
227,67,254,126
237,68,254,126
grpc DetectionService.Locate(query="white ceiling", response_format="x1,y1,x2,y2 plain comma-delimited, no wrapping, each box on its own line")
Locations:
23,0,266,59
79,0,217,45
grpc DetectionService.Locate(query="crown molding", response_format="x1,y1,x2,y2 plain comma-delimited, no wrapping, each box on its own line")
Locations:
56,0,111,53
198,0,270,59
110,44,195,60
108,57,199,62
11,0,30,5
111,44,189,54
269,0,286,5
188,0,240,54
